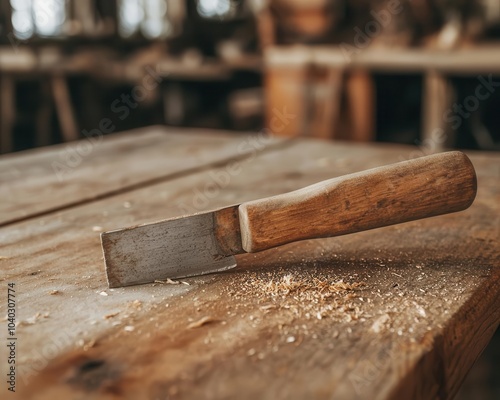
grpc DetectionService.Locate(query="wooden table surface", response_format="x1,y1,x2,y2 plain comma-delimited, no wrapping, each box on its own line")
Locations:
1,126,499,400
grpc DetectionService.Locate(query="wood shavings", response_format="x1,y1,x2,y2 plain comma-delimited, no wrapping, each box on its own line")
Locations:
129,300,142,309
415,305,427,318
0,256,9,260
103,312,120,319
99,291,108,296
155,278,180,285
124,325,135,332
187,316,215,329
82,339,96,351
260,304,277,311
224,268,369,339
370,314,391,333
49,290,60,295
17,312,50,326
258,274,365,298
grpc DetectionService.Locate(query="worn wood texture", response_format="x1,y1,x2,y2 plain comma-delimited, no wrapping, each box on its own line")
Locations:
0,126,283,226
0,130,499,400
238,152,476,253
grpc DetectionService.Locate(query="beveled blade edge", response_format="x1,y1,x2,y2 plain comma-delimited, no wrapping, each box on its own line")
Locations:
102,211,237,288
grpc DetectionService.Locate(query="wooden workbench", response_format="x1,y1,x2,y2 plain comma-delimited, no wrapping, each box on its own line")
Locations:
1,126,499,399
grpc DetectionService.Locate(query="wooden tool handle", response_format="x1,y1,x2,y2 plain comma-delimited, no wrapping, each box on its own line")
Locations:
238,151,477,253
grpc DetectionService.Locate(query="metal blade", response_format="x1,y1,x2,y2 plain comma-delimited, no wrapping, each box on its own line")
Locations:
102,212,237,288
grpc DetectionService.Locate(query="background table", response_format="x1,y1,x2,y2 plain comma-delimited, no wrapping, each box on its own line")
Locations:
1,126,499,399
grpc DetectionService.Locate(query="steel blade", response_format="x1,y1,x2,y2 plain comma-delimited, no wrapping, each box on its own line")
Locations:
102,212,237,287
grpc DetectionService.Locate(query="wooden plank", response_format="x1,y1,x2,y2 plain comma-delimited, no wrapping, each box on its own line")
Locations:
1,136,498,399
0,126,284,226
312,46,500,75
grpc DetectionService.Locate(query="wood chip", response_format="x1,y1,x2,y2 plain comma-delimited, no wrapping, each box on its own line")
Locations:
129,300,142,309
187,316,215,329
103,312,120,319
286,336,296,343
49,290,60,295
259,304,277,311
18,312,50,326
370,314,391,333
83,339,96,351
155,278,180,285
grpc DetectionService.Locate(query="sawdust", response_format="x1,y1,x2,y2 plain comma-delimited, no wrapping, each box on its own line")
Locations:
370,314,391,333
219,267,369,349
82,339,97,351
259,274,365,297
76,338,97,350
129,300,142,309
228,270,367,324
17,312,50,326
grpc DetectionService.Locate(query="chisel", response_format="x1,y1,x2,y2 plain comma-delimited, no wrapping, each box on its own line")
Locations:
101,151,476,288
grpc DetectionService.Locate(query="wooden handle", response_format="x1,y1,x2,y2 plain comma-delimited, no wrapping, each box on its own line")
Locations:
238,151,477,253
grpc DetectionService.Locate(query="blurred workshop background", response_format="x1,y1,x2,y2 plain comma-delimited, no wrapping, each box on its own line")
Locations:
0,1,499,397
0,0,500,155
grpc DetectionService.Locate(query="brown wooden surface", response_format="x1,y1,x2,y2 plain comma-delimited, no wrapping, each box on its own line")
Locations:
1,128,499,400
0,126,283,227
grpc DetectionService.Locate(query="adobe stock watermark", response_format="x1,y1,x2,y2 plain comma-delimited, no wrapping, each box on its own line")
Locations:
401,74,500,161
348,345,397,397
176,106,296,214
51,66,163,182
340,0,404,62
16,328,74,387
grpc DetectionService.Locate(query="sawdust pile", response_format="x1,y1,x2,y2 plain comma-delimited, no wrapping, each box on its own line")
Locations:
225,269,367,323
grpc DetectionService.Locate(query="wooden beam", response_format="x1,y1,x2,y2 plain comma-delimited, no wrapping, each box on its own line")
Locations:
422,71,454,151
0,74,15,153
51,74,79,142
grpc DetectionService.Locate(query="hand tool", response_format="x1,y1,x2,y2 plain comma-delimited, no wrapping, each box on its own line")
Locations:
102,151,476,287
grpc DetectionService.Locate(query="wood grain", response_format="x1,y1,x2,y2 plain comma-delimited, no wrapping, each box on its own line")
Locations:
239,152,476,253
0,126,284,226
0,131,498,400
